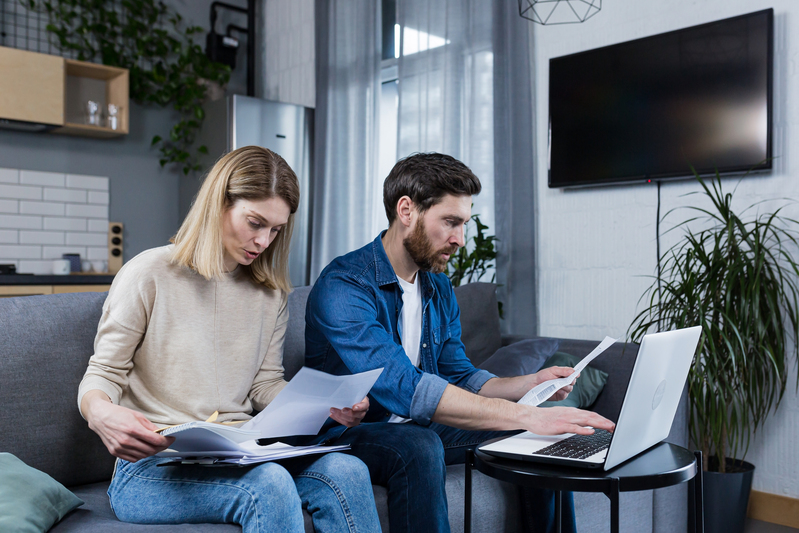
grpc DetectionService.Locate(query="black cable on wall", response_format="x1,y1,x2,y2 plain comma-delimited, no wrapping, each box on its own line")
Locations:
656,180,662,332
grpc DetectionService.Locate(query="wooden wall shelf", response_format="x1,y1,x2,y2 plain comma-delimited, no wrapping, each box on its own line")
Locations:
0,46,129,138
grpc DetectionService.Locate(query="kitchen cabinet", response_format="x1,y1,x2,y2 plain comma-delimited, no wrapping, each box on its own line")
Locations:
0,284,111,298
0,46,64,126
0,273,114,298
0,46,129,138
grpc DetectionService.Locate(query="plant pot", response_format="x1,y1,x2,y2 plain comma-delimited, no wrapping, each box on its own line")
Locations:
702,457,755,533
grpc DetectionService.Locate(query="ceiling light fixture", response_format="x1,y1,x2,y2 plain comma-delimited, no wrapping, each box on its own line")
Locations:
518,0,601,25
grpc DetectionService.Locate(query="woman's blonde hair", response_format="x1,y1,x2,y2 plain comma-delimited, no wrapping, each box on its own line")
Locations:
171,146,300,291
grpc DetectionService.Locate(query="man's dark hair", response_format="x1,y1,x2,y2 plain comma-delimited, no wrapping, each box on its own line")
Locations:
383,152,482,225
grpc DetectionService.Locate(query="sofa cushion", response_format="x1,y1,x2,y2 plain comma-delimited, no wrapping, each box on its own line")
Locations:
0,292,116,487
0,453,83,533
538,352,609,409
54,481,241,532
551,338,639,422
284,286,312,380
477,338,559,377
453,282,502,367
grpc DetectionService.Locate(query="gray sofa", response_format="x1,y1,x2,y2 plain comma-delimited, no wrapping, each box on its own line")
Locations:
0,282,688,532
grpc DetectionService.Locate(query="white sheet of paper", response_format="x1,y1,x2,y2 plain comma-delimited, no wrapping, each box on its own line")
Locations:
517,336,617,407
239,367,383,438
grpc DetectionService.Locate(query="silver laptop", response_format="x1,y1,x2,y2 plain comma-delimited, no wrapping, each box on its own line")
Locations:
479,326,702,471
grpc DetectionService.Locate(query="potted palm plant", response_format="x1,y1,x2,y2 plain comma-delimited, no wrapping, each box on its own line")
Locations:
628,173,799,533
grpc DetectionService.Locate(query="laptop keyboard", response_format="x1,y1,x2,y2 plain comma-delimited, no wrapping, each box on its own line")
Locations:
535,429,612,460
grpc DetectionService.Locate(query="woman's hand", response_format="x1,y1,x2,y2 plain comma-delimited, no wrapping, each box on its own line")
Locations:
329,396,370,427
82,390,175,462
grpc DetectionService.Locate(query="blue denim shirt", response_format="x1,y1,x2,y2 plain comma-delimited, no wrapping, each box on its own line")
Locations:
305,233,496,426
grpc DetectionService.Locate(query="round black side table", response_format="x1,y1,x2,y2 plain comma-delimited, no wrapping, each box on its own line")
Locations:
464,441,704,533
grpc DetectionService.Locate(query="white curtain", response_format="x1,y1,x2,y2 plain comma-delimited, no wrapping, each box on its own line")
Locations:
311,0,381,281
396,0,536,334
396,0,496,236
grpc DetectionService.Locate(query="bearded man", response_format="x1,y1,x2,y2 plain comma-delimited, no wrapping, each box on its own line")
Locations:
304,152,614,533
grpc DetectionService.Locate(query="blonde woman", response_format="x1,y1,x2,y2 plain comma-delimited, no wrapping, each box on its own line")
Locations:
78,146,380,533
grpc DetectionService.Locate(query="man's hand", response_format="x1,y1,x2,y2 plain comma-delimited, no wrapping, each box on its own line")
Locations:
533,366,580,402
329,397,370,427
525,405,615,436
82,390,174,462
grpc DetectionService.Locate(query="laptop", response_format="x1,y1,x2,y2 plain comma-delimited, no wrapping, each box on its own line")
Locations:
479,326,702,471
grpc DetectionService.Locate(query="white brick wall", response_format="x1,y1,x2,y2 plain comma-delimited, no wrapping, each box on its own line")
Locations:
0,168,109,274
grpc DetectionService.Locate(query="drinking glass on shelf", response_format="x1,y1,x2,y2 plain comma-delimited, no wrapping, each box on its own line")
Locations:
86,100,101,126
107,104,120,130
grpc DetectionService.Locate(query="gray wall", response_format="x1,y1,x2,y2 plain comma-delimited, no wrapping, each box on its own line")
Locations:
0,0,249,262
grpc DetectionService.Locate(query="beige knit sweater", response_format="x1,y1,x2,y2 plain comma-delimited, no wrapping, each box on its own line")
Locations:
78,245,289,425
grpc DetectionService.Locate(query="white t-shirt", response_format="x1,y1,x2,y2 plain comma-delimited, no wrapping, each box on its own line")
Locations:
388,274,423,423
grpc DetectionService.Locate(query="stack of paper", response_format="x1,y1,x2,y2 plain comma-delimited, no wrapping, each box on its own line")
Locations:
154,367,383,466
157,440,350,466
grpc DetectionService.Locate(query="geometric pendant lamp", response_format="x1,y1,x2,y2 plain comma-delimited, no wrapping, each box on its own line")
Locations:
518,0,601,25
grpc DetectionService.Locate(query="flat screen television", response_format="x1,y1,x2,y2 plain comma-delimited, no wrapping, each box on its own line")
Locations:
548,9,773,188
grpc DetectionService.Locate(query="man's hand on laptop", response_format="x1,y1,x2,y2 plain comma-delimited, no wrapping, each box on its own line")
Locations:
526,406,615,436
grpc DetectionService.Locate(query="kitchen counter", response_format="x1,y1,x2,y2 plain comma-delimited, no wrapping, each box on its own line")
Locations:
0,274,115,285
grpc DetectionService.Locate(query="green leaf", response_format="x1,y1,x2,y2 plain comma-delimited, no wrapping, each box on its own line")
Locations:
627,168,799,470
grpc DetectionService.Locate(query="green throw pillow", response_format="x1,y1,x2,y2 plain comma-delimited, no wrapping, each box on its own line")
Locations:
539,351,608,409
0,453,83,533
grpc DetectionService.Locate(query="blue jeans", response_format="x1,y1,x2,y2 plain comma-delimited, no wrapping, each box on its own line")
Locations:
429,422,577,533
303,423,449,533
108,452,381,533
309,422,576,533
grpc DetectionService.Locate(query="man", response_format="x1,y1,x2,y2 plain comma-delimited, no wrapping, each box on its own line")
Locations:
305,152,615,533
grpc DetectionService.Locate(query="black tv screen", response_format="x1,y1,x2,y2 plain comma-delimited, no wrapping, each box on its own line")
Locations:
548,9,773,188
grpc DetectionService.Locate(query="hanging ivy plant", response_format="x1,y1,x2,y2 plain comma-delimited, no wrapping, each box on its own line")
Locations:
24,0,231,174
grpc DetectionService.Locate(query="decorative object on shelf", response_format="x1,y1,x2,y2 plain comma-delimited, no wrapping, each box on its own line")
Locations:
61,253,81,273
91,260,107,274
25,0,231,174
518,0,601,25
628,172,799,533
106,103,119,130
84,100,100,126
51,259,70,275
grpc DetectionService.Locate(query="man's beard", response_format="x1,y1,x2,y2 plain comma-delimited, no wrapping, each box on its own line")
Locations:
403,218,458,274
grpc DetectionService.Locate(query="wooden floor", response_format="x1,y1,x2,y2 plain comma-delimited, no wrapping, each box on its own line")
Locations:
746,519,799,533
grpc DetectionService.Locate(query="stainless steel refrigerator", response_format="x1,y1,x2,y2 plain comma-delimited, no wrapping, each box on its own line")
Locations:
182,95,313,287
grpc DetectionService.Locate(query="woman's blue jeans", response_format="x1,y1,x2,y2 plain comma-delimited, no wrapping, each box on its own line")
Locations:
108,452,381,533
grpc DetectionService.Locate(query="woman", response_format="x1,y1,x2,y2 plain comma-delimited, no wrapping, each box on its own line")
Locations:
78,146,380,533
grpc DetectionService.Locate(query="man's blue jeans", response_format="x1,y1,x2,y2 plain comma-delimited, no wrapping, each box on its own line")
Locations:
429,422,577,533
313,422,576,533
108,452,381,533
